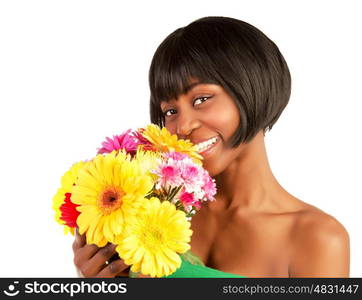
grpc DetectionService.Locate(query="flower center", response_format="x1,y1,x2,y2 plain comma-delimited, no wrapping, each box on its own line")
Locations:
143,225,164,250
162,166,176,178
99,187,124,214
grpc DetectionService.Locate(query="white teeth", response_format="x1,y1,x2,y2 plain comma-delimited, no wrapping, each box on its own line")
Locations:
195,137,218,152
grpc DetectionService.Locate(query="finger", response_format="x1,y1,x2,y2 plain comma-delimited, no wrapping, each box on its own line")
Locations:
76,228,86,245
96,259,129,278
78,244,117,276
74,244,101,263
72,228,86,252
73,243,99,268
87,243,118,274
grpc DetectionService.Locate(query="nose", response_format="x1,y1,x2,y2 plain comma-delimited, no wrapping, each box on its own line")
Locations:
176,110,201,139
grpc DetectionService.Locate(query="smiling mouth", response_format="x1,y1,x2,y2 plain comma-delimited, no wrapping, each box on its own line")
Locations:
195,136,219,153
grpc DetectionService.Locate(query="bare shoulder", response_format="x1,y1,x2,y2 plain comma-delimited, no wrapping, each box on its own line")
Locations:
291,202,349,246
288,200,350,277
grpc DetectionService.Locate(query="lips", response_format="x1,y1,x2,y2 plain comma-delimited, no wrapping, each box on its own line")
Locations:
192,135,219,146
193,136,219,154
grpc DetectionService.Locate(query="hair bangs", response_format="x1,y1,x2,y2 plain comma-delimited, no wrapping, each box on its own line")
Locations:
149,28,221,127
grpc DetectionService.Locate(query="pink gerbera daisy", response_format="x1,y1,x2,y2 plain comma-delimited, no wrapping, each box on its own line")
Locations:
97,129,141,155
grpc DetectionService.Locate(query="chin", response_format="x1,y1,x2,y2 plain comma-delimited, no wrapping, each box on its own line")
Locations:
202,160,222,178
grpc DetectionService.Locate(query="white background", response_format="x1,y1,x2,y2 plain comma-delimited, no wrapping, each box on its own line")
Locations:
0,0,361,277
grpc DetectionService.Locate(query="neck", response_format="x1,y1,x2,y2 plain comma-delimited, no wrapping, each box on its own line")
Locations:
213,131,285,212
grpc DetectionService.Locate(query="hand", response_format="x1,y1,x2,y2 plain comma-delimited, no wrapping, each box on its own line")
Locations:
72,229,130,278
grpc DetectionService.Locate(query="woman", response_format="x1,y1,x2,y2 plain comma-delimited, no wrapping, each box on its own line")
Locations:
73,16,349,277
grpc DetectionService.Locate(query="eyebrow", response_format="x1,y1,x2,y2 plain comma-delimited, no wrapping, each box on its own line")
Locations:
161,82,205,104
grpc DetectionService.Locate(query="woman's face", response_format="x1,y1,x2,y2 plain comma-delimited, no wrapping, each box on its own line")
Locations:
160,79,244,177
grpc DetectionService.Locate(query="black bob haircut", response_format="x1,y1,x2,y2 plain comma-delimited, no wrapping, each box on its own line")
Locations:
149,16,291,146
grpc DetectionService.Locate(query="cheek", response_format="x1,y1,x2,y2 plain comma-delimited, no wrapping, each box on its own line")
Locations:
165,124,176,135
206,104,240,139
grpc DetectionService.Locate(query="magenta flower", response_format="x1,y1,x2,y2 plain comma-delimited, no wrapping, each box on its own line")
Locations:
180,191,194,205
164,151,188,161
178,160,204,193
162,166,178,178
179,190,201,211
182,164,199,179
154,160,184,188
201,171,217,201
97,129,142,155
133,130,153,146
150,147,217,215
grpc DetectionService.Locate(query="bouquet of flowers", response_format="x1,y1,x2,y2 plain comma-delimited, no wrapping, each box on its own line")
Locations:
52,124,216,277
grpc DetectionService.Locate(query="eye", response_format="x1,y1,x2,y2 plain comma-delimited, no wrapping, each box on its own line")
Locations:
162,96,212,117
163,109,176,117
193,96,211,106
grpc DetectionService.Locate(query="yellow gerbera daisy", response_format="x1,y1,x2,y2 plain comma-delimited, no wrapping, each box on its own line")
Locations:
141,124,203,165
116,197,193,277
71,150,154,247
52,161,86,235
133,148,162,181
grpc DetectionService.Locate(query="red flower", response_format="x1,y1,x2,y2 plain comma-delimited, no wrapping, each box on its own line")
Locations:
59,193,80,228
